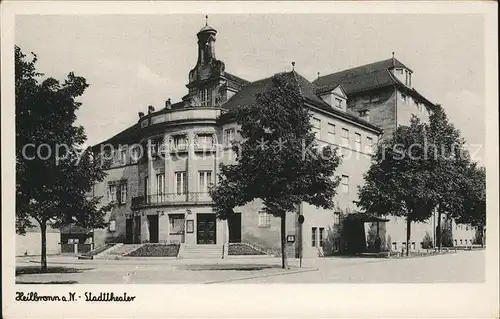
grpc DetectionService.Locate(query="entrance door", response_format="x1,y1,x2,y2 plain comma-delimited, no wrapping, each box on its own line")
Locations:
147,215,159,243
134,216,141,244
228,213,242,243
197,214,216,244
125,218,133,244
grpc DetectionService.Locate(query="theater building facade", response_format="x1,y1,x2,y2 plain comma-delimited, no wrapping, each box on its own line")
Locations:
91,21,477,257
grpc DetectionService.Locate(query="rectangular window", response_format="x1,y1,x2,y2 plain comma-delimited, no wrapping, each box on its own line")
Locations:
224,128,235,146
405,70,409,85
258,211,271,227
156,174,165,195
354,133,361,151
327,123,335,143
334,98,343,109
120,149,127,165
199,171,213,193
108,185,117,203
319,227,325,247
392,242,397,251
341,128,349,147
169,214,184,234
341,175,349,194
109,220,116,232
119,183,127,204
144,176,149,196
199,88,211,106
366,136,374,153
333,212,341,225
312,117,321,139
150,140,158,155
197,134,213,149
175,171,187,195
131,146,140,163
312,227,317,247
173,135,188,150
411,242,416,250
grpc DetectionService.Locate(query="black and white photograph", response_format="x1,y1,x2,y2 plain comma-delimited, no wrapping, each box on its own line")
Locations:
2,2,498,318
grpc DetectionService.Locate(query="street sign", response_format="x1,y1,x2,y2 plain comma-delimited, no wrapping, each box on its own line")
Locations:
298,215,305,224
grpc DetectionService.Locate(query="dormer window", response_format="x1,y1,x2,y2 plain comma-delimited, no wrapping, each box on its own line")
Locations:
395,68,412,87
334,98,343,109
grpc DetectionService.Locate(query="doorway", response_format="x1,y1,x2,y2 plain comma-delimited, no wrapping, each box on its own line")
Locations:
125,218,133,244
134,216,141,244
228,213,242,243
147,215,159,243
197,214,216,244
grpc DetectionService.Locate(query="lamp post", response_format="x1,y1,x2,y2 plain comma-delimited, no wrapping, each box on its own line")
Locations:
298,214,305,268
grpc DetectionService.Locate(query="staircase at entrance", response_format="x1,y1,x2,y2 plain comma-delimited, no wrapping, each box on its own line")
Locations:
179,244,224,259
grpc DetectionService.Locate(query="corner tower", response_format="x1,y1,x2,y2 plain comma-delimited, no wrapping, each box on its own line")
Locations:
184,17,226,107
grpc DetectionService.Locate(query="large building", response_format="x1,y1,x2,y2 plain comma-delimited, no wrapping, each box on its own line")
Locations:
90,21,477,258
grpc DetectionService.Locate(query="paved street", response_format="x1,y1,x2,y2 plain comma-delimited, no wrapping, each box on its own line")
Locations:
15,250,484,284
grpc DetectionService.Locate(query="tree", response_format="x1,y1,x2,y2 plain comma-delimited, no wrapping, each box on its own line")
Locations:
210,72,341,268
455,164,486,246
15,46,112,272
357,116,434,256
425,105,472,251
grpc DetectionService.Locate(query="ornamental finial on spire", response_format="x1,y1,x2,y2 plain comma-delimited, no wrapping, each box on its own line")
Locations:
205,15,208,26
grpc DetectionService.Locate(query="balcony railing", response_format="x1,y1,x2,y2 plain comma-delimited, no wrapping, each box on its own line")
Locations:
131,192,212,208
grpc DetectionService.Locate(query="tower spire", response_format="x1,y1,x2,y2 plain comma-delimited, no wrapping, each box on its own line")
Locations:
205,15,208,26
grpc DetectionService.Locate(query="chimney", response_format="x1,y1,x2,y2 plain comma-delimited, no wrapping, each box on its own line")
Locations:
359,109,370,122
165,98,172,109
138,112,144,119
148,105,155,114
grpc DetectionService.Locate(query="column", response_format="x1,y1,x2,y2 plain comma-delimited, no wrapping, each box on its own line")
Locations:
147,138,155,202
164,133,170,194
187,132,198,198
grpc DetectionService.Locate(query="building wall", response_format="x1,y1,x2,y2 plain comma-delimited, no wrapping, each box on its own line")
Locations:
16,220,61,256
93,164,139,247
347,87,397,140
395,90,431,126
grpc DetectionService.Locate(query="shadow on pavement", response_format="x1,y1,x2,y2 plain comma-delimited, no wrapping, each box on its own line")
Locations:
181,264,285,271
16,281,79,284
16,266,93,276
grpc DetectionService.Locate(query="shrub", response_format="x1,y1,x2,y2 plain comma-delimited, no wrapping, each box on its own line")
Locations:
421,231,434,249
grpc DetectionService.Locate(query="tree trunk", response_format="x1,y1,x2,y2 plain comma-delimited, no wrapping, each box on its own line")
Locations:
280,213,288,269
436,207,442,251
406,218,411,257
40,220,48,273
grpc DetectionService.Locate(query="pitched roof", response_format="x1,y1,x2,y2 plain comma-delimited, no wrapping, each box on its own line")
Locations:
313,58,411,94
222,71,381,132
224,72,250,86
313,58,436,107
92,122,140,149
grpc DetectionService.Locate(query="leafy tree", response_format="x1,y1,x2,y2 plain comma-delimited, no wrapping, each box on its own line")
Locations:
210,72,341,268
425,105,472,250
15,46,112,272
455,164,486,246
357,116,434,256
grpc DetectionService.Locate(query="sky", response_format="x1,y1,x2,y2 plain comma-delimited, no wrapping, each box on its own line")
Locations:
15,14,485,163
